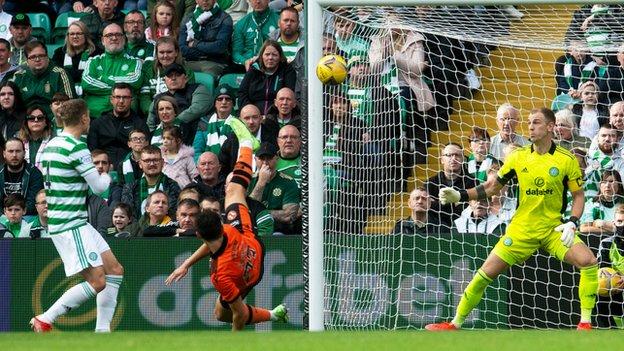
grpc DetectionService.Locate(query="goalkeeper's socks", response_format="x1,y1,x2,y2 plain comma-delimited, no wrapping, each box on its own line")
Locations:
579,264,598,323
40,282,96,323
451,268,493,328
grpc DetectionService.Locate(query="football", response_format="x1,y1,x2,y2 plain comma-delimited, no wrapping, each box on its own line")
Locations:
316,54,348,85
597,267,624,296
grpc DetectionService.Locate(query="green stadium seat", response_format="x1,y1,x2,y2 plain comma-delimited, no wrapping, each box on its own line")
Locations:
46,43,62,58
194,72,216,96
27,13,51,43
52,12,87,44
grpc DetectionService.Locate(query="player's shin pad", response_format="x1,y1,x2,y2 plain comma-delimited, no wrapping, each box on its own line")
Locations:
579,264,598,311
452,269,493,327
232,146,253,189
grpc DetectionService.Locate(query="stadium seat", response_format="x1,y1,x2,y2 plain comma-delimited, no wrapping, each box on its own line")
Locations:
27,13,51,43
194,72,216,97
46,43,62,58
52,12,87,44
219,73,244,92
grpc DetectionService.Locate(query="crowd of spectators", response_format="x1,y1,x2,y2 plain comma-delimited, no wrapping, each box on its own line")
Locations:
0,0,306,238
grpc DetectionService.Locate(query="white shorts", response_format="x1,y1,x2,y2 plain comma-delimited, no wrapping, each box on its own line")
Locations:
50,224,110,277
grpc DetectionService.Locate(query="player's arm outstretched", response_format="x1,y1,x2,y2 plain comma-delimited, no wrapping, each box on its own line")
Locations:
438,174,505,205
165,243,212,285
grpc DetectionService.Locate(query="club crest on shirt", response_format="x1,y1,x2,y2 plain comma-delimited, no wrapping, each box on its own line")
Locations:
273,188,282,197
549,167,559,177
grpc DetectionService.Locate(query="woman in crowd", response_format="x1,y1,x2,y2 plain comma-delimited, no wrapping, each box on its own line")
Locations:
145,0,178,43
161,125,198,188
17,106,52,171
52,21,101,96
151,95,179,148
139,36,195,116
580,169,624,235
554,108,591,150
0,81,26,140
237,40,296,116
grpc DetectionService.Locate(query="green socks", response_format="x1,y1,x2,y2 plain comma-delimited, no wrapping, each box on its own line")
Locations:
579,264,598,323
452,269,493,328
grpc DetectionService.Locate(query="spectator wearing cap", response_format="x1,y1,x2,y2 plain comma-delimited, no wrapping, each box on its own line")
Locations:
179,0,232,83
248,141,301,235
192,84,235,160
219,103,278,177
8,13,34,66
147,62,213,134
138,36,196,117
268,6,304,63
124,10,154,62
82,23,143,119
264,87,301,131
237,40,296,116
7,41,75,117
0,1,12,40
232,0,278,70
80,0,126,49
87,82,150,166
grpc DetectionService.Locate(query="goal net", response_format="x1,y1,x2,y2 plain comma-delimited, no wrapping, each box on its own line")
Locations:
311,3,624,330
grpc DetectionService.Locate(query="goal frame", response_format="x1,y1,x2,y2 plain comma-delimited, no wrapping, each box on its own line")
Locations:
305,0,620,332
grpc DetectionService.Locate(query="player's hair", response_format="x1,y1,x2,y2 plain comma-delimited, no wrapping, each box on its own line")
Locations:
60,99,88,127
91,149,109,161
178,198,200,211
146,190,168,209
469,126,490,142
4,193,26,210
113,202,133,220
140,145,162,157
195,210,223,242
178,187,199,202
530,107,556,124
24,40,47,56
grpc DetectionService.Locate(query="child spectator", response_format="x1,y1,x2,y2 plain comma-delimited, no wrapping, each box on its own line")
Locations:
107,202,138,236
0,193,29,238
161,125,198,188
146,1,177,44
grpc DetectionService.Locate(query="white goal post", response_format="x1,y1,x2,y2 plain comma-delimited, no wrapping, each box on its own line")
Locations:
306,0,624,331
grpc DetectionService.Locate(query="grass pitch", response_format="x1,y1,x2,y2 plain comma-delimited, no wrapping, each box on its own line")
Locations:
0,330,619,351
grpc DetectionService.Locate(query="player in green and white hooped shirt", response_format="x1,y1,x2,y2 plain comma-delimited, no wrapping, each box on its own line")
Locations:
31,99,124,333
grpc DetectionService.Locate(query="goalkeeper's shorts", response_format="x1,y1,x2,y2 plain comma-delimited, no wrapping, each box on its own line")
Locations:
492,228,583,266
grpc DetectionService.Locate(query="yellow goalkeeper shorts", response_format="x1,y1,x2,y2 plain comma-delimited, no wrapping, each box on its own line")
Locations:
492,228,583,266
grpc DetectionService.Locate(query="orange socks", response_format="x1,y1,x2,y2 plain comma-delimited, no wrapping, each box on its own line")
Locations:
246,305,271,324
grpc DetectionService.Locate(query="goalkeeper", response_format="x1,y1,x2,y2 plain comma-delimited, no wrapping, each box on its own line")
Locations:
426,108,598,331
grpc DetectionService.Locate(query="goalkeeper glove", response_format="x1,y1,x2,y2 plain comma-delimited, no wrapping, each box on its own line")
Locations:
439,187,461,205
555,217,578,248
